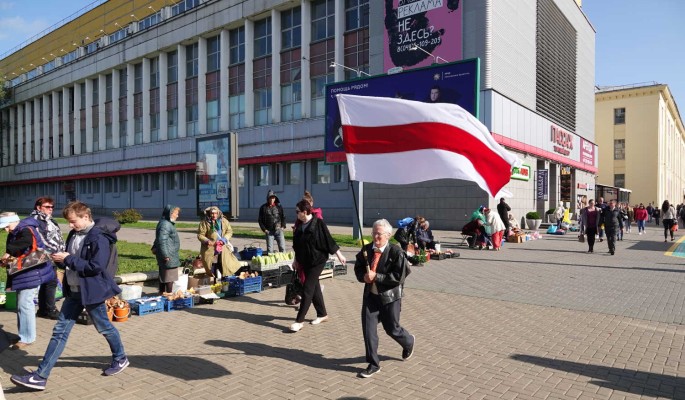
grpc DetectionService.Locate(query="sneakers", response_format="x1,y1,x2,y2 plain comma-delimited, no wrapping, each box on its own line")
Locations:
10,342,32,350
290,322,304,332
311,316,329,325
358,365,381,378
10,372,47,391
402,335,416,360
103,357,130,376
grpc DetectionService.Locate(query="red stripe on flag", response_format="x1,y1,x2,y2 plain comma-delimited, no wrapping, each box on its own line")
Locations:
343,122,512,195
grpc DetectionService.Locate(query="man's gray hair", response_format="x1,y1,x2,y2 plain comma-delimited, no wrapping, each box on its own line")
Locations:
372,219,393,235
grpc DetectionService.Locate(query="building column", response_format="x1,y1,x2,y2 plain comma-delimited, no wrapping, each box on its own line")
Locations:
85,78,93,153
8,107,15,165
62,87,70,156
334,0,344,81
126,64,135,146
73,83,82,155
271,9,282,124
244,19,255,127
0,109,7,165
51,91,59,158
142,57,151,143
301,0,311,118
112,69,120,148
25,100,33,161
17,103,24,163
159,52,168,141
219,29,230,132
42,94,50,159
98,74,106,150
198,37,207,135
33,97,41,161
177,44,187,138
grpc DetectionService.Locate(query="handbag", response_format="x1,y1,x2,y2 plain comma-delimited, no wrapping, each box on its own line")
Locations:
7,246,50,276
284,273,304,306
578,234,585,243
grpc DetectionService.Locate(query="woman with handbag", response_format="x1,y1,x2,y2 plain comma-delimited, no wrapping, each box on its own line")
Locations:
579,199,600,253
153,205,181,294
0,212,57,350
290,200,346,332
661,200,677,242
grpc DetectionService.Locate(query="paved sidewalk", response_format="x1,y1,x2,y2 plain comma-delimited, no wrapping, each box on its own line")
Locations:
1,225,684,399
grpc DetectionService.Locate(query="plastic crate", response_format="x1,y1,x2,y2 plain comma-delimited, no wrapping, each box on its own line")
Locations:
332,264,347,276
261,275,279,289
323,259,335,270
239,246,263,260
163,297,194,311
279,271,294,287
129,297,165,316
226,276,262,296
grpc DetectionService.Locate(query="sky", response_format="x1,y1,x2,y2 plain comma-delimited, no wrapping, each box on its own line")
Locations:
0,0,683,107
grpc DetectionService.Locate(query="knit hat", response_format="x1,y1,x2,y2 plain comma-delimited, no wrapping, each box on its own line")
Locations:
0,212,20,229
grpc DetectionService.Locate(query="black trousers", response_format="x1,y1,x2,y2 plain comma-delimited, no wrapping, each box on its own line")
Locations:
38,274,58,313
606,229,617,253
361,293,413,368
586,227,597,251
295,263,326,323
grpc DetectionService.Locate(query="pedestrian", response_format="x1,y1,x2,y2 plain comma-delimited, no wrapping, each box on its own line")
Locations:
579,199,600,253
634,203,648,235
597,198,608,242
258,190,286,253
153,205,181,294
625,204,634,234
198,206,240,279
290,199,346,332
0,212,57,351
11,201,129,391
646,203,654,223
661,200,676,242
598,199,624,255
483,208,506,250
497,197,511,235
31,197,65,320
617,203,627,241
653,207,661,226
353,219,415,378
303,190,323,220
553,202,565,229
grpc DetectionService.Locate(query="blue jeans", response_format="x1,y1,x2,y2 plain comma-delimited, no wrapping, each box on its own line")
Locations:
17,287,38,343
637,220,645,232
265,228,285,253
36,293,126,379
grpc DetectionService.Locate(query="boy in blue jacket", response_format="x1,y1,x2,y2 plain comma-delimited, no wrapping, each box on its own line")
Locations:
11,201,129,391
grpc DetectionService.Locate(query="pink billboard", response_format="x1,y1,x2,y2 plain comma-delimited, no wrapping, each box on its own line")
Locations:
383,0,463,72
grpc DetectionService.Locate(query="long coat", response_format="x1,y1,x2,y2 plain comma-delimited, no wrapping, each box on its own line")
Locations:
197,213,240,277
154,204,181,270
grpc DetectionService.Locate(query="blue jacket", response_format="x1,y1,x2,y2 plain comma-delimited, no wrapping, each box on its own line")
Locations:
62,224,121,306
6,218,56,291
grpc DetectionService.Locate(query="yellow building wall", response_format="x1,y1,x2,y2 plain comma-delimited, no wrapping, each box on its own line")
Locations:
595,85,685,206
1,0,168,78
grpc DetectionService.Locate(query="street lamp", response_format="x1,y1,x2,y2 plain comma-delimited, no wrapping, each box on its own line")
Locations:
409,44,447,64
130,14,139,22
148,5,157,12
329,61,369,78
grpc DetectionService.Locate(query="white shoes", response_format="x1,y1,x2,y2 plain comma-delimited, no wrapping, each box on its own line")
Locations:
311,316,329,325
290,322,304,332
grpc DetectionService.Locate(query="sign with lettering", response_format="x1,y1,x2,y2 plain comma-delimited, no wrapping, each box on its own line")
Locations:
536,169,548,201
580,138,595,166
511,164,531,181
551,125,574,156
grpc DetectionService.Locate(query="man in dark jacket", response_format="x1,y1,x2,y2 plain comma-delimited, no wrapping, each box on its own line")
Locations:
354,219,414,379
599,199,624,255
31,196,65,320
11,201,129,391
497,197,511,235
258,190,286,253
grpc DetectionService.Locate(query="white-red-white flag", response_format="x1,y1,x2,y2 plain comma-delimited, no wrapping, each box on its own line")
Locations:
336,94,520,197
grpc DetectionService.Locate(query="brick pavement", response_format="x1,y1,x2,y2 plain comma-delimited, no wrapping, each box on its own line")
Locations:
1,224,684,399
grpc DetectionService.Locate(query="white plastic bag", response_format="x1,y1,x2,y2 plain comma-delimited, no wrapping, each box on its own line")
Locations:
172,272,189,292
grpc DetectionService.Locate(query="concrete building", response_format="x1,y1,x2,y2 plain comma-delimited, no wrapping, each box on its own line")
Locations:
595,83,685,206
0,0,596,230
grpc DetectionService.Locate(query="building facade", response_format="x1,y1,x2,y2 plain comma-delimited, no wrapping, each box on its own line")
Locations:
0,0,596,229
595,83,685,207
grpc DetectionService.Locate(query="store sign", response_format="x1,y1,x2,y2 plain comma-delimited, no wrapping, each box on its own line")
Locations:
580,138,595,166
551,125,573,156
577,183,588,189
536,169,548,200
511,164,531,181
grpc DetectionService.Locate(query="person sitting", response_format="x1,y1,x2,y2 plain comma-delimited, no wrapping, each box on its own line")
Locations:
461,219,485,249
416,220,436,250
508,213,520,231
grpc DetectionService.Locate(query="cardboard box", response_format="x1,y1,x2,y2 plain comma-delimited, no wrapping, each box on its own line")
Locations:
188,274,212,289
508,234,523,243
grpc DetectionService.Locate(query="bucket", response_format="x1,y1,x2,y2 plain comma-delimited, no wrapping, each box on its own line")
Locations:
113,306,131,322
107,308,114,322
434,243,441,253
5,290,17,310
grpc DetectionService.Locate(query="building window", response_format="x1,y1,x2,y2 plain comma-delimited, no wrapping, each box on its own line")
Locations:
281,7,301,50
254,17,272,58
286,162,301,184
311,74,333,117
229,27,245,65
614,139,625,160
238,167,245,187
207,36,220,72
345,0,369,31
150,57,159,89
281,49,302,121
311,0,335,41
253,56,272,125
186,43,199,78
271,164,281,186
332,164,346,183
186,76,199,136
206,71,220,133
134,63,143,93
105,73,113,101
257,164,270,186
167,81,178,139
614,174,625,188
315,160,331,184
168,51,178,83
229,64,245,129
614,108,625,125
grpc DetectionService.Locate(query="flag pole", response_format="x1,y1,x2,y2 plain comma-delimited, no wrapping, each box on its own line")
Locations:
349,177,371,272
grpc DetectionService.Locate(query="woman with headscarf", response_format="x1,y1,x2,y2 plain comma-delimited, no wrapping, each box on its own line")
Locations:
197,207,240,279
153,205,181,294
483,208,506,250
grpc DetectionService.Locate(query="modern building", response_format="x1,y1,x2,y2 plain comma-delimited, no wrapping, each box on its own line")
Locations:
595,83,685,206
0,0,596,230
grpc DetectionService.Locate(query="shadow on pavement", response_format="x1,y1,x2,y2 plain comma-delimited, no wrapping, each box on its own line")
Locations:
187,306,292,331
511,354,684,399
206,339,372,374
456,256,685,274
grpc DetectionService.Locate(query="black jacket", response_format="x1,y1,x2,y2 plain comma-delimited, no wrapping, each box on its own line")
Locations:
354,243,410,305
600,207,624,231
258,191,286,232
292,217,339,269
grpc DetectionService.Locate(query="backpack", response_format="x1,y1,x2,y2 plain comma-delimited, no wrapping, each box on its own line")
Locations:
94,217,121,279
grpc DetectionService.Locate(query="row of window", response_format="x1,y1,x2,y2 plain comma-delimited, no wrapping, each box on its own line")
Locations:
251,160,347,187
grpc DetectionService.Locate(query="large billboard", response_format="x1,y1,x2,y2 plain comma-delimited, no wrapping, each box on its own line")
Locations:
196,133,239,218
384,0,463,73
325,58,479,163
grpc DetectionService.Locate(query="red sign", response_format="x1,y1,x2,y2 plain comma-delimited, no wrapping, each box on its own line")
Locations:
551,125,573,156
580,138,595,166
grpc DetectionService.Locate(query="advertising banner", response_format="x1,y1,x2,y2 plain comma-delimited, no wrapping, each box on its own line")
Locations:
383,0,463,72
325,59,479,163
196,136,230,215
536,169,549,201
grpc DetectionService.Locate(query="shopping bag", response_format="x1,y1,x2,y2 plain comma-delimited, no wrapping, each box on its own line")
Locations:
284,274,304,306
172,269,189,292
671,224,678,232
578,234,585,243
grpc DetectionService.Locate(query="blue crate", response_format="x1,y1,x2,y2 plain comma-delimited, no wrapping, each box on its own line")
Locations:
128,297,165,316
226,276,262,297
239,246,263,261
163,297,194,311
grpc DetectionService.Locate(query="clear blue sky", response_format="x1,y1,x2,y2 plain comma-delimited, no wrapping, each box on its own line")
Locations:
1,0,683,110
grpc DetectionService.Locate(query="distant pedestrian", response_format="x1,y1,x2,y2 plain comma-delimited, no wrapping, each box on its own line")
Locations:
484,208,506,250
553,202,565,229
153,205,181,294
597,198,608,242
661,200,676,242
497,198,511,235
653,207,661,227
599,199,623,255
646,203,654,223
634,204,648,235
258,190,286,253
580,199,600,253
